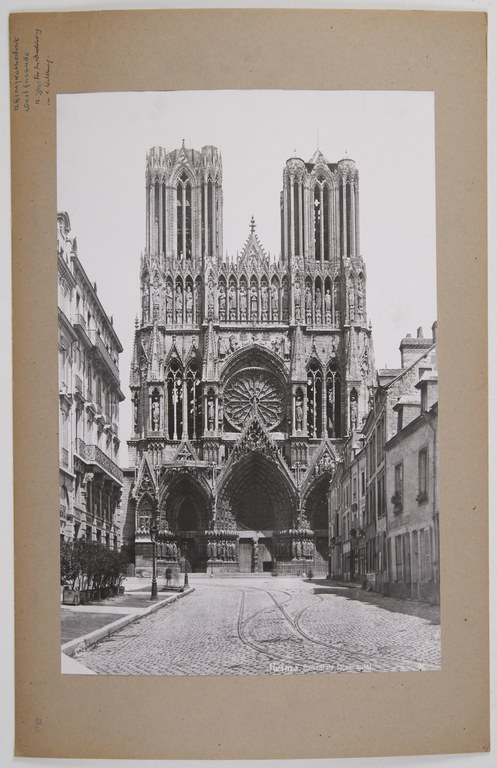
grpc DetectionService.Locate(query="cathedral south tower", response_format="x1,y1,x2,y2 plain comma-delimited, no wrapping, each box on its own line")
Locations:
122,143,375,575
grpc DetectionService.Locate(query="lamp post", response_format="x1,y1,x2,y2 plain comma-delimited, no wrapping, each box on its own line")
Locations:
150,505,158,601
183,539,189,588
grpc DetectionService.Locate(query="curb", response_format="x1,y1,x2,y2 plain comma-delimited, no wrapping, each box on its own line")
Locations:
61,587,194,658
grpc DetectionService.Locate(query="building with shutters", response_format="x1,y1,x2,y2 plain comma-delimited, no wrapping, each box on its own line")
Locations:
328,325,439,601
57,212,125,549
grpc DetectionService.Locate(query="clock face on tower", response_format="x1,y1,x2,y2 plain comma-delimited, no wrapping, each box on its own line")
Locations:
224,366,284,431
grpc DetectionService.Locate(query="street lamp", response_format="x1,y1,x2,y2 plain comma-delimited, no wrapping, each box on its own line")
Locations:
150,507,158,601
183,539,189,588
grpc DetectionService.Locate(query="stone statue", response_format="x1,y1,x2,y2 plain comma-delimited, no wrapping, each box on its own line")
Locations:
294,281,301,320
350,398,358,430
315,287,322,323
185,284,193,322
282,282,289,319
261,284,269,317
324,289,332,324
152,284,160,320
250,285,258,317
357,281,364,321
208,398,215,430
175,284,183,322
271,283,279,320
195,281,202,322
133,395,139,431
219,336,228,357
282,334,290,359
229,334,238,353
152,400,160,430
295,398,303,431
348,284,355,322
240,284,247,320
334,282,340,325
165,282,173,323
305,285,312,323
207,277,215,316
229,282,236,319
142,285,149,324
218,283,226,319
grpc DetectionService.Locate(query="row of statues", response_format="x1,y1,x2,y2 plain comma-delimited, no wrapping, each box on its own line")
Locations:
214,280,288,322
206,540,237,560
218,332,290,359
274,538,314,559
157,541,179,560
142,276,365,326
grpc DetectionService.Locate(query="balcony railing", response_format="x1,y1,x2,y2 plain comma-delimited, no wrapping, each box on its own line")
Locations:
88,330,120,382
75,437,86,457
74,314,86,330
60,447,69,468
83,443,123,485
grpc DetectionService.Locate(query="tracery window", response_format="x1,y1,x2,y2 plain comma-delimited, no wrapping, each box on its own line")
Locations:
137,501,152,532
167,362,183,440
313,185,321,260
307,361,323,438
326,360,341,438
186,365,202,439
323,184,330,260
176,171,192,259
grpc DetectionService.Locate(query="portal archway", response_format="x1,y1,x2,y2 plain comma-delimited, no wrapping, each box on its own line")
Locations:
217,451,295,533
160,473,211,533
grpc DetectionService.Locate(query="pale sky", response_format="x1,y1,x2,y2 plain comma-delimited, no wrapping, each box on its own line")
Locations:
57,90,436,463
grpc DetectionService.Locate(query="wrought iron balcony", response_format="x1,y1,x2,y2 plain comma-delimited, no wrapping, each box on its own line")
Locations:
88,330,120,382
82,443,123,485
74,313,86,330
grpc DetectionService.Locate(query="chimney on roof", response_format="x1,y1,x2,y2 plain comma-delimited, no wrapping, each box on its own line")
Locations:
399,329,434,368
432,321,437,343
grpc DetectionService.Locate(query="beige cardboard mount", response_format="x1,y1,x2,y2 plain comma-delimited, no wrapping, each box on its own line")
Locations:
10,9,488,760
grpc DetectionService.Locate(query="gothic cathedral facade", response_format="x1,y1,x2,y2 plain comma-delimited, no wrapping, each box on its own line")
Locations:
122,143,375,574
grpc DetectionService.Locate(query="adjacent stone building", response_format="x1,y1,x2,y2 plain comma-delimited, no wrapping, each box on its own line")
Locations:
122,143,376,574
328,325,439,602
385,369,439,602
57,212,125,548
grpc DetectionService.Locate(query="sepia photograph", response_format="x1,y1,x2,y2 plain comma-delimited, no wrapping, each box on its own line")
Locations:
57,89,439,676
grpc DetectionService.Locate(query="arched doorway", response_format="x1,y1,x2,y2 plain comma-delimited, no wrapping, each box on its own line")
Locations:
160,473,211,571
303,475,332,574
217,450,295,572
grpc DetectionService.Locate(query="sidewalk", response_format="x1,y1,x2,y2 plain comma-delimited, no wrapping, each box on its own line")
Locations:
312,578,440,624
61,576,194,668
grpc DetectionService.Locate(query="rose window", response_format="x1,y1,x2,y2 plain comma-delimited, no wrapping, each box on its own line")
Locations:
224,368,284,430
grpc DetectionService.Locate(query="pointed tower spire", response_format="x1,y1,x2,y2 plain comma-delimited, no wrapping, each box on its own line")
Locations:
129,324,141,387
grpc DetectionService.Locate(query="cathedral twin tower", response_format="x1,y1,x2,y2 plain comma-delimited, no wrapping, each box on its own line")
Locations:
123,141,375,575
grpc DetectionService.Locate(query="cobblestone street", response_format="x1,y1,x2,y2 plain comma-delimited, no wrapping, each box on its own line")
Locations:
74,577,441,675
